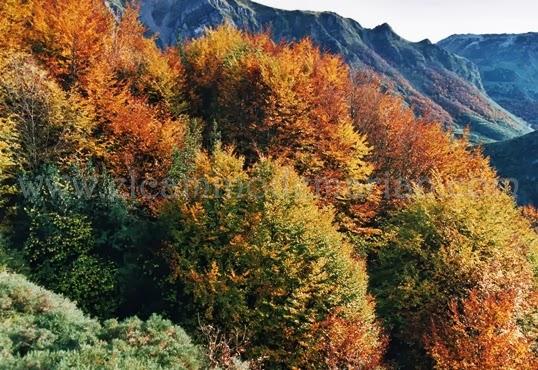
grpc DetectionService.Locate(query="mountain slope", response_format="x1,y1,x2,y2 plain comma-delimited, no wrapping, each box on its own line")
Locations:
109,0,532,142
439,33,538,129
484,131,538,206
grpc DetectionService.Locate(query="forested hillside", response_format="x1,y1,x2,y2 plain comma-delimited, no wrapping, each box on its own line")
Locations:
0,1,536,369
106,0,532,143
485,131,538,207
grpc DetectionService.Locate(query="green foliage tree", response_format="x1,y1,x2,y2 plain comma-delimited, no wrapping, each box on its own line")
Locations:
0,270,205,370
0,233,26,274
369,177,538,368
19,165,150,318
0,116,18,211
158,147,385,368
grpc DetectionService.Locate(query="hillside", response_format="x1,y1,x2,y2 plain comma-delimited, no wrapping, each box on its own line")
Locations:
484,131,538,207
1,1,538,368
439,33,538,129
107,0,532,143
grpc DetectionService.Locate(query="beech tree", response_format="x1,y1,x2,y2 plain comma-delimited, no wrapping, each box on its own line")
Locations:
0,53,96,172
29,0,114,88
183,26,375,233
158,147,385,368
350,71,494,209
369,177,537,368
426,289,537,370
80,5,188,200
0,0,33,50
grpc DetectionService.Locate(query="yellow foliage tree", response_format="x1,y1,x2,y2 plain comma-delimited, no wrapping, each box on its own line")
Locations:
370,177,538,368
0,53,97,171
159,146,385,368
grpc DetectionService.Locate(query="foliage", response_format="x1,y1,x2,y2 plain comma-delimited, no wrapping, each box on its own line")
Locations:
89,90,185,197
158,147,385,368
29,0,114,88
0,234,27,274
0,270,205,370
0,52,97,172
369,177,538,368
310,309,388,369
0,0,33,51
523,205,538,229
0,116,19,207
83,4,187,194
1,3,536,369
169,119,203,184
351,71,495,210
426,289,537,370
2,1,188,200
20,166,149,318
102,4,187,112
183,26,375,232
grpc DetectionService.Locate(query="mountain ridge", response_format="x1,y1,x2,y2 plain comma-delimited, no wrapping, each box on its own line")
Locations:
438,32,538,129
108,0,532,142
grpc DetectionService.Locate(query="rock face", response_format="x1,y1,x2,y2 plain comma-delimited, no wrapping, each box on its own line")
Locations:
108,0,532,142
484,131,538,207
439,33,538,129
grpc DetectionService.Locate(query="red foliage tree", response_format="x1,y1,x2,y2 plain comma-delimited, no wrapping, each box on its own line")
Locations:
426,289,537,370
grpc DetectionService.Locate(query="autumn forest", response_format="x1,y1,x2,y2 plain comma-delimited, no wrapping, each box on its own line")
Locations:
0,1,537,369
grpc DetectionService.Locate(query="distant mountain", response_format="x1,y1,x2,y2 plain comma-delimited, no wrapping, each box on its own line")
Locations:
108,0,531,143
439,33,538,129
484,131,538,206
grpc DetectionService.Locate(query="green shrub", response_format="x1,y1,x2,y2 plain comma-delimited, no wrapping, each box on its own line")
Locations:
18,165,154,318
0,270,205,370
0,233,26,274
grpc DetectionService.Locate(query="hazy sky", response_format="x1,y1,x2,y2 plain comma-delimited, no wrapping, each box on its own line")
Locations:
255,0,538,42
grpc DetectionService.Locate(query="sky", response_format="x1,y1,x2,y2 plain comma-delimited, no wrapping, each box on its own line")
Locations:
255,0,538,42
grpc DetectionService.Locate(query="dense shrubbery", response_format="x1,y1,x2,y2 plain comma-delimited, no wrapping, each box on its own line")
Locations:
16,165,153,318
0,1,537,369
0,270,205,370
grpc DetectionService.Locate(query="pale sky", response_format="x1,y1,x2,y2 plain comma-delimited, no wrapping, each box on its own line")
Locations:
255,0,538,42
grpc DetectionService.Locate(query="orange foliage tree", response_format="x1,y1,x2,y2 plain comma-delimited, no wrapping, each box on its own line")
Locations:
183,26,375,231
29,0,114,88
311,308,387,369
426,289,537,370
3,1,188,204
81,4,187,198
102,4,187,113
350,70,494,209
